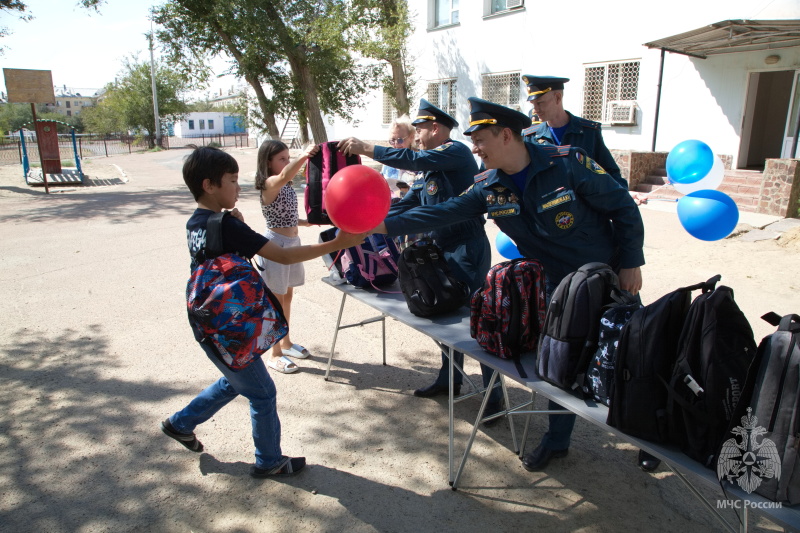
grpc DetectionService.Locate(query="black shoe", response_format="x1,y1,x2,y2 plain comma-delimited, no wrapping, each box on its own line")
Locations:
521,444,569,472
413,382,461,398
250,456,306,478
482,401,504,428
161,419,203,452
638,450,661,472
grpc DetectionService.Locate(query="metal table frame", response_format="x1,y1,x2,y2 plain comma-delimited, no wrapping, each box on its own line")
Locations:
321,277,800,533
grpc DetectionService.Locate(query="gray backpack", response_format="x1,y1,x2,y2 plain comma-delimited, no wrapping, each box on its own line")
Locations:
718,313,800,504
537,262,619,392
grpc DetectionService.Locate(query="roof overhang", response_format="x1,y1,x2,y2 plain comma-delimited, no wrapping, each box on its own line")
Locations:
643,19,800,59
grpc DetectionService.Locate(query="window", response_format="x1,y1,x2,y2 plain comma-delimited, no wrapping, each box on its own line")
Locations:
208,119,214,129
188,120,195,130
481,72,521,111
200,119,205,130
433,0,459,28
382,92,397,125
426,79,457,118
65,101,71,108
489,0,524,14
582,60,640,123
67,110,72,117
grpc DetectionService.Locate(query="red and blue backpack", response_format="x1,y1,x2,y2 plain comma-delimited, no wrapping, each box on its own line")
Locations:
470,258,547,378
186,212,288,370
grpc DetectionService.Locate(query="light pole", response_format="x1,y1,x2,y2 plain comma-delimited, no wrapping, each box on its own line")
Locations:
148,25,161,148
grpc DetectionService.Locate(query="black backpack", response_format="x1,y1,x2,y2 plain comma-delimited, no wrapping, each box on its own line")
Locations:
667,284,757,468
717,313,800,503
397,240,469,317
536,262,618,392
607,276,719,442
582,289,643,406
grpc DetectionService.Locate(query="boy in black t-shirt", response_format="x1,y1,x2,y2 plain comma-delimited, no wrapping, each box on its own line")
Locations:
162,146,365,478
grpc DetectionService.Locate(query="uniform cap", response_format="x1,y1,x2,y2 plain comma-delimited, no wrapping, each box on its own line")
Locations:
522,75,570,101
464,97,531,135
411,98,458,129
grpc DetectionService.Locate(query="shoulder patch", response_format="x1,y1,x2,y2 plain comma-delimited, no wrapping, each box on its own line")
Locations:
540,145,569,158
576,116,601,130
474,170,491,183
522,125,538,137
434,142,453,152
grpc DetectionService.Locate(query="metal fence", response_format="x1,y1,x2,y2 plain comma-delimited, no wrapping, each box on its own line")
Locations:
0,132,255,165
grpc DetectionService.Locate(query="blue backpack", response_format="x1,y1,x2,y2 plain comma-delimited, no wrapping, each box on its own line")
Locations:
186,212,288,370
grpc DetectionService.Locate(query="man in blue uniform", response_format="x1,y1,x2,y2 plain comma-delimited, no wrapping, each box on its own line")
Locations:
337,99,503,422
522,75,647,204
524,75,655,469
369,97,645,471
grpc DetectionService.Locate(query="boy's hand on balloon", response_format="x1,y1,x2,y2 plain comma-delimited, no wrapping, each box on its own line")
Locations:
334,230,367,248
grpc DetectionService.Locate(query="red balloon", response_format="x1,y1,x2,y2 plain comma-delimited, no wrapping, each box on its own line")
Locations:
325,165,391,233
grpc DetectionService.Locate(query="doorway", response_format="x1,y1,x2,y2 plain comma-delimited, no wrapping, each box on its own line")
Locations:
738,70,796,169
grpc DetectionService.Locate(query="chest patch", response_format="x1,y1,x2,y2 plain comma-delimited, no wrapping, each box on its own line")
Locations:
555,211,574,229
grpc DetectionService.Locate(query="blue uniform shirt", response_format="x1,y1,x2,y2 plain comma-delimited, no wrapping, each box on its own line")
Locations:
373,140,484,246
384,143,644,284
523,111,626,189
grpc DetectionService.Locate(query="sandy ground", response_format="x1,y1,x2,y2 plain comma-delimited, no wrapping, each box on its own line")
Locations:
1,149,799,533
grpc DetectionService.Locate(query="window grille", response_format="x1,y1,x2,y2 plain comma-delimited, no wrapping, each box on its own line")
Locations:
582,60,640,124
481,72,521,110
208,119,214,129
426,79,458,117
188,120,195,130
434,0,459,27
200,120,205,130
382,92,397,125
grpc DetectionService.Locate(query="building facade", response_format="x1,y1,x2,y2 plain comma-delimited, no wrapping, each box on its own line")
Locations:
323,0,800,171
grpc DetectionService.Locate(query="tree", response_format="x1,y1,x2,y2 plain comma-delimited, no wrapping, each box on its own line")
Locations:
1,1,103,44
347,0,414,117
86,57,190,146
153,0,382,143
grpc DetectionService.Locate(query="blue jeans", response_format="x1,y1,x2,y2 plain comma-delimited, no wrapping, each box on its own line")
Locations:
169,342,283,469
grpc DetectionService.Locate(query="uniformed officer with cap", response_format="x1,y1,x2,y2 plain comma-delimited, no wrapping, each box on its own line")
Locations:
370,96,645,471
522,75,647,205
338,99,503,420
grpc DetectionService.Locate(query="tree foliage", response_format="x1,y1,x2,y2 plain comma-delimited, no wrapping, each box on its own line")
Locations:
153,0,384,142
346,0,414,116
82,57,190,143
0,103,82,133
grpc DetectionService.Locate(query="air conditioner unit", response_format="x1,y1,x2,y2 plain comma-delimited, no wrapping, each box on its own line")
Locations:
507,0,524,8
606,100,637,126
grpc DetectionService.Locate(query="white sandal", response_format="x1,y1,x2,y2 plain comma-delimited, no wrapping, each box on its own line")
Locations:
282,344,312,359
266,355,299,374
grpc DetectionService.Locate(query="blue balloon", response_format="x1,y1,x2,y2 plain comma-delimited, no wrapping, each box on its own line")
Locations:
666,140,714,185
677,189,739,241
496,231,522,259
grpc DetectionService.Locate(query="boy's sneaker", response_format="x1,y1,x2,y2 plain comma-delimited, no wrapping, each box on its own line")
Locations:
250,456,306,478
161,419,203,452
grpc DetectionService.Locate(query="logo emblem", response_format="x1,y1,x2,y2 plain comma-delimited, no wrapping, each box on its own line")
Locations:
717,408,781,494
426,181,439,195
555,211,574,229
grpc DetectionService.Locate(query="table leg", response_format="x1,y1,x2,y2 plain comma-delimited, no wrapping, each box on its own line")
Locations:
448,344,455,486
324,293,348,381
452,370,499,490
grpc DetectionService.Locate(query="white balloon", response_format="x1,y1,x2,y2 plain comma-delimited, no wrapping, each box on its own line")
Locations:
672,155,724,195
